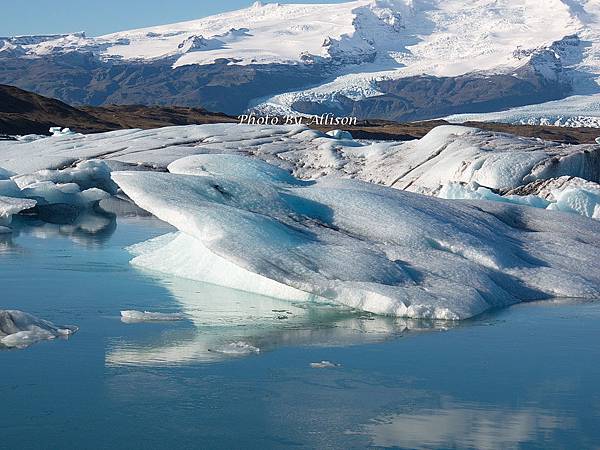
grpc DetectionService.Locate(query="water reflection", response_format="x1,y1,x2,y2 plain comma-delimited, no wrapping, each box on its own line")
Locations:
0,232,14,254
106,275,457,366
5,195,154,249
357,402,575,450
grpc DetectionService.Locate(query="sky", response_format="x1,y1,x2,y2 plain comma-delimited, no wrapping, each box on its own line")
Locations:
1,0,350,37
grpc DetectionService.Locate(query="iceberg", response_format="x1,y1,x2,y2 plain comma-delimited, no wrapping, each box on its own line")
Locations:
112,154,600,320
375,126,600,195
549,187,600,219
0,310,78,349
441,177,600,219
0,196,36,228
0,161,115,230
13,160,118,195
1,123,599,225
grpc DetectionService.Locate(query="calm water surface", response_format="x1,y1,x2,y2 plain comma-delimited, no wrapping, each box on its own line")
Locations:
1,214,599,449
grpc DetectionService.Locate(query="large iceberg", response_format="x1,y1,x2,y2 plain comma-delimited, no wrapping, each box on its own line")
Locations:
2,123,600,321
112,154,600,320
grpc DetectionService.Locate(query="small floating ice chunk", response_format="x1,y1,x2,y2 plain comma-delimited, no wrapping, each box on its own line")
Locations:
0,310,78,349
310,360,341,368
209,341,261,355
326,129,353,140
0,195,37,227
49,127,76,137
120,310,186,323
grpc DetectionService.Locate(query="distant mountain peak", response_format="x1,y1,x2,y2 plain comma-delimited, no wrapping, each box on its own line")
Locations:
0,0,598,120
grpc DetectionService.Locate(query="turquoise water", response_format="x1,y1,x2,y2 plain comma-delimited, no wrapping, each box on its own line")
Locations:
1,214,599,449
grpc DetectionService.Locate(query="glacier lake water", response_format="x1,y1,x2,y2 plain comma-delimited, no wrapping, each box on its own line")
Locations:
1,213,599,449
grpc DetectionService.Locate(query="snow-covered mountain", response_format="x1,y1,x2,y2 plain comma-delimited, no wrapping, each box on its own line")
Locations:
1,0,600,120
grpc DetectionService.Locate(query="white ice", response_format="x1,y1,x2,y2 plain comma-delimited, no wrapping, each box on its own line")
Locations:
1,123,599,320
120,310,187,323
444,94,600,128
112,154,600,320
1,123,598,222
0,196,36,226
441,177,600,220
0,160,116,231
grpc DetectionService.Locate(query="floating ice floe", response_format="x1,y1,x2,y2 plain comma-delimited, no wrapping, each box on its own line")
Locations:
120,310,187,323
0,310,78,349
0,160,116,231
310,360,340,368
13,160,118,195
366,125,600,195
1,123,597,195
0,166,37,231
112,154,600,320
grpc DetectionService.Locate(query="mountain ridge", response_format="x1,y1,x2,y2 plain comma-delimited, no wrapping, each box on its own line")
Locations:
1,84,599,144
1,0,598,119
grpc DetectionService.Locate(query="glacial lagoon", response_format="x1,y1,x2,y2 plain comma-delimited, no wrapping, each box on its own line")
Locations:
1,214,599,449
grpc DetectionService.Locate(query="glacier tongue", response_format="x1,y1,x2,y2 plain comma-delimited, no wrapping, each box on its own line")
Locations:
112,154,600,320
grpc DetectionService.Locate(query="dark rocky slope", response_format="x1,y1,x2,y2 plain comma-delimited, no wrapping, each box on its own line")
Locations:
1,84,598,145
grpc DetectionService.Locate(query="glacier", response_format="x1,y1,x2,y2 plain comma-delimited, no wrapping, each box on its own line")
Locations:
10,0,596,78
0,310,78,349
444,94,600,128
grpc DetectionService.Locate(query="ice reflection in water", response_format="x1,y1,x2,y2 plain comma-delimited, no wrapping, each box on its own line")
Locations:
357,403,575,450
1,208,595,449
9,209,117,247
106,274,456,366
